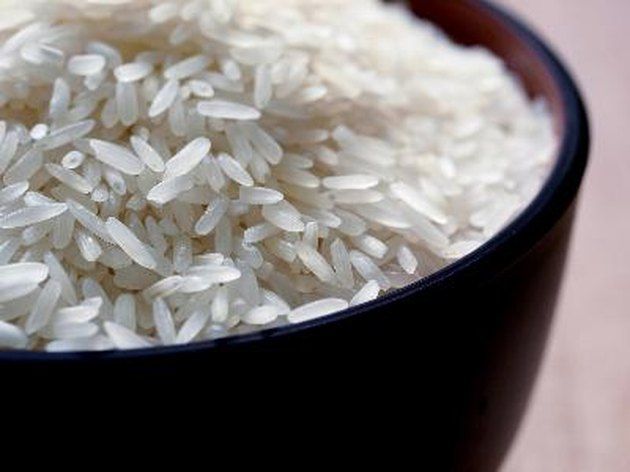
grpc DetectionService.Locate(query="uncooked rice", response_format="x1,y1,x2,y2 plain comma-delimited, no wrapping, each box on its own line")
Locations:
0,0,555,351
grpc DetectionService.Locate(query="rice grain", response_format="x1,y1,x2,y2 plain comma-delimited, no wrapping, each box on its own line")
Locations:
0,0,555,351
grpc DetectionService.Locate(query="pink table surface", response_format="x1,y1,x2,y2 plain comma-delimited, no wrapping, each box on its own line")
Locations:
495,1,630,471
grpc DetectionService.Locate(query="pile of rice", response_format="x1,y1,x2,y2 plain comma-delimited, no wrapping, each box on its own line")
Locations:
0,0,555,352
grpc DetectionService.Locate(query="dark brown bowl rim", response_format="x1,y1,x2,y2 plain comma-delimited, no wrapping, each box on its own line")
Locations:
0,0,590,362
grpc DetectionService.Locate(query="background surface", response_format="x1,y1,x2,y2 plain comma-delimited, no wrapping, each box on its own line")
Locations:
495,1,630,471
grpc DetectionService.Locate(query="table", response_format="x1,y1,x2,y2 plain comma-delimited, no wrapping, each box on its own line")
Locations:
496,1,630,471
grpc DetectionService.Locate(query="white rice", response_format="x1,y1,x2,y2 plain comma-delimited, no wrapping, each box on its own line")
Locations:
74,229,103,262
0,181,28,205
54,301,102,326
262,201,305,232
0,320,28,349
0,203,68,229
148,79,179,118
36,120,95,150
114,62,154,83
296,242,336,284
130,136,165,173
0,262,48,289
113,293,136,331
241,305,280,326
68,54,106,76
397,245,419,275
323,175,380,191
146,174,194,204
254,64,272,109
90,139,144,175
189,80,216,99
25,279,62,335
61,150,86,170
194,197,228,236
45,164,93,194
164,137,211,179
350,280,381,307
30,124,49,141
239,187,284,205
288,298,350,324
185,265,241,285
0,0,555,351
176,309,210,344
4,149,43,185
217,152,254,187
105,217,158,270
244,123,283,165
331,238,355,289
197,100,262,121
152,298,176,344
116,82,139,126
164,55,211,81
66,199,113,243
104,321,151,349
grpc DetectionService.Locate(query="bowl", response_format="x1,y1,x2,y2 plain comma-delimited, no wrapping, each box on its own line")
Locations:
1,1,589,469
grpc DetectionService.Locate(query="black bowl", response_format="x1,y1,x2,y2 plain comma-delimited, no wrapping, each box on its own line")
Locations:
1,1,588,470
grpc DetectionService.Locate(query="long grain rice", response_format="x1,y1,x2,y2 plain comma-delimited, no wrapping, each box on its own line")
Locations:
0,0,555,351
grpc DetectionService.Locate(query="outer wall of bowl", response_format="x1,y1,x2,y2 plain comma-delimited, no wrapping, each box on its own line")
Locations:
0,1,589,471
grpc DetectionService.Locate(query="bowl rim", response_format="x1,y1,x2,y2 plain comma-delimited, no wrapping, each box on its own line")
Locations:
0,0,590,362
